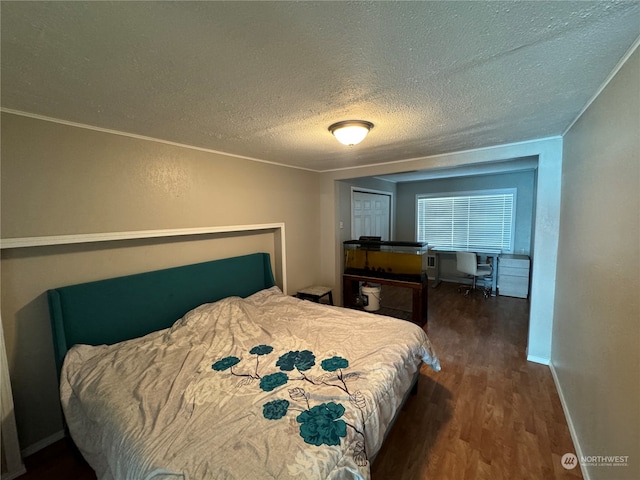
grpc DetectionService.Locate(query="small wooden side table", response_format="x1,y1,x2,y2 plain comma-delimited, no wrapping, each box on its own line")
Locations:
296,286,334,305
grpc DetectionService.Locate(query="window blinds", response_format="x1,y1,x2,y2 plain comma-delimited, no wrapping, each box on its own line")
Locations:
416,192,514,252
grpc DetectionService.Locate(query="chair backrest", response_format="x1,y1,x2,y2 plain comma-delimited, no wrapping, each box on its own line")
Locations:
456,251,478,276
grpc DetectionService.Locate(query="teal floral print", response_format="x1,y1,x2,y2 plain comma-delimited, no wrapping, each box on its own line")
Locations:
321,356,349,372
296,402,347,446
250,345,274,356
276,350,316,372
259,372,288,392
263,399,290,420
212,356,240,371
212,344,368,465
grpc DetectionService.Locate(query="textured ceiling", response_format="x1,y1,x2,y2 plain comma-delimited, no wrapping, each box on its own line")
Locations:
2,1,639,172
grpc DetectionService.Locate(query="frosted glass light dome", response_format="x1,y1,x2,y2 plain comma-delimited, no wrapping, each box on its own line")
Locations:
329,120,374,146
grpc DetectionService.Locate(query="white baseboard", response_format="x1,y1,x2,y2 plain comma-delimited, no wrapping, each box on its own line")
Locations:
549,362,589,480
1,465,26,480
20,429,65,458
526,354,550,365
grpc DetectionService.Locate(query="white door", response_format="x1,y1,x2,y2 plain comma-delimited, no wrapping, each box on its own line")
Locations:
351,190,391,240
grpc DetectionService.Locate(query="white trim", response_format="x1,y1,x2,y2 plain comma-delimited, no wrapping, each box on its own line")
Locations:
0,109,316,173
416,187,517,200
351,187,394,197
0,466,27,480
563,36,640,136
20,429,66,459
526,354,550,365
0,223,283,249
1,320,25,478
549,363,590,480
0,223,288,294
274,223,288,295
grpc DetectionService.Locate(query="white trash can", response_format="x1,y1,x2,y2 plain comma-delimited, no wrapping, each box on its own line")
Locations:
361,283,381,312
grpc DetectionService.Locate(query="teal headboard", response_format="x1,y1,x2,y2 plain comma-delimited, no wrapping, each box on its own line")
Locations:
47,252,276,376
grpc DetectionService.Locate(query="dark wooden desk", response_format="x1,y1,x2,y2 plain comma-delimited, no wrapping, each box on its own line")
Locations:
342,273,428,326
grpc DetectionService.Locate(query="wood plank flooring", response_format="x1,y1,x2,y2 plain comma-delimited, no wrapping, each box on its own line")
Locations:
16,282,581,479
371,282,582,479
16,436,95,480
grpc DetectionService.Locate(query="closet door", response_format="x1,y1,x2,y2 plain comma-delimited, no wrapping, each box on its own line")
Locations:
351,190,391,241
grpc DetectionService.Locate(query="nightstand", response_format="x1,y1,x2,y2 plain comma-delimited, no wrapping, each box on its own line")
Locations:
296,286,334,305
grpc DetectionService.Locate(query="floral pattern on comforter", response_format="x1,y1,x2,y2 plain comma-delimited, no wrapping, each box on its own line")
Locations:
60,287,440,480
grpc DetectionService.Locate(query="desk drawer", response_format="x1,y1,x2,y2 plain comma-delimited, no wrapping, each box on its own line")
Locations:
498,275,529,298
499,266,529,277
499,256,530,268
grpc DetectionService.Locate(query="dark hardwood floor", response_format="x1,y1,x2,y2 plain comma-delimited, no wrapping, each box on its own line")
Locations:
371,282,582,480
16,282,581,479
16,435,95,480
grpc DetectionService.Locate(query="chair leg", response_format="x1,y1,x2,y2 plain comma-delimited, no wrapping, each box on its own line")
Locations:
458,275,493,299
457,272,478,297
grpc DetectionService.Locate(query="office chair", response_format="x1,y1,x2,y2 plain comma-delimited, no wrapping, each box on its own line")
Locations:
456,251,493,298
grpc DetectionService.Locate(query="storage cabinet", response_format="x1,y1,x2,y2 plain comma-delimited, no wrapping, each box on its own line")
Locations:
498,255,530,298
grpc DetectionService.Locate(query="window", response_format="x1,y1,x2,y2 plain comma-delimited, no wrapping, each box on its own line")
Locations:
416,190,515,252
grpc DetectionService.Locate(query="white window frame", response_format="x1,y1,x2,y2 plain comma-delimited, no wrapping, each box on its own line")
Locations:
415,188,516,253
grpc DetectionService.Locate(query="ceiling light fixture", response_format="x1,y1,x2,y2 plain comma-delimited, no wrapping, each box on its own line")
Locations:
328,120,374,146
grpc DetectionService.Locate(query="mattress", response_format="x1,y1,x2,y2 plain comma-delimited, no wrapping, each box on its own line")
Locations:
60,287,440,479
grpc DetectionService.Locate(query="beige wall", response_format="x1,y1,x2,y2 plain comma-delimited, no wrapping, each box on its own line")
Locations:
1,113,321,449
553,47,639,480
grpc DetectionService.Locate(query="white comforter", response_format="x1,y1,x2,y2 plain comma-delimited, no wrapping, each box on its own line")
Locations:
61,287,440,480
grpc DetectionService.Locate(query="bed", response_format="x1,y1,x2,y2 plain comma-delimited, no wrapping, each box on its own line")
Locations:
48,252,440,480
